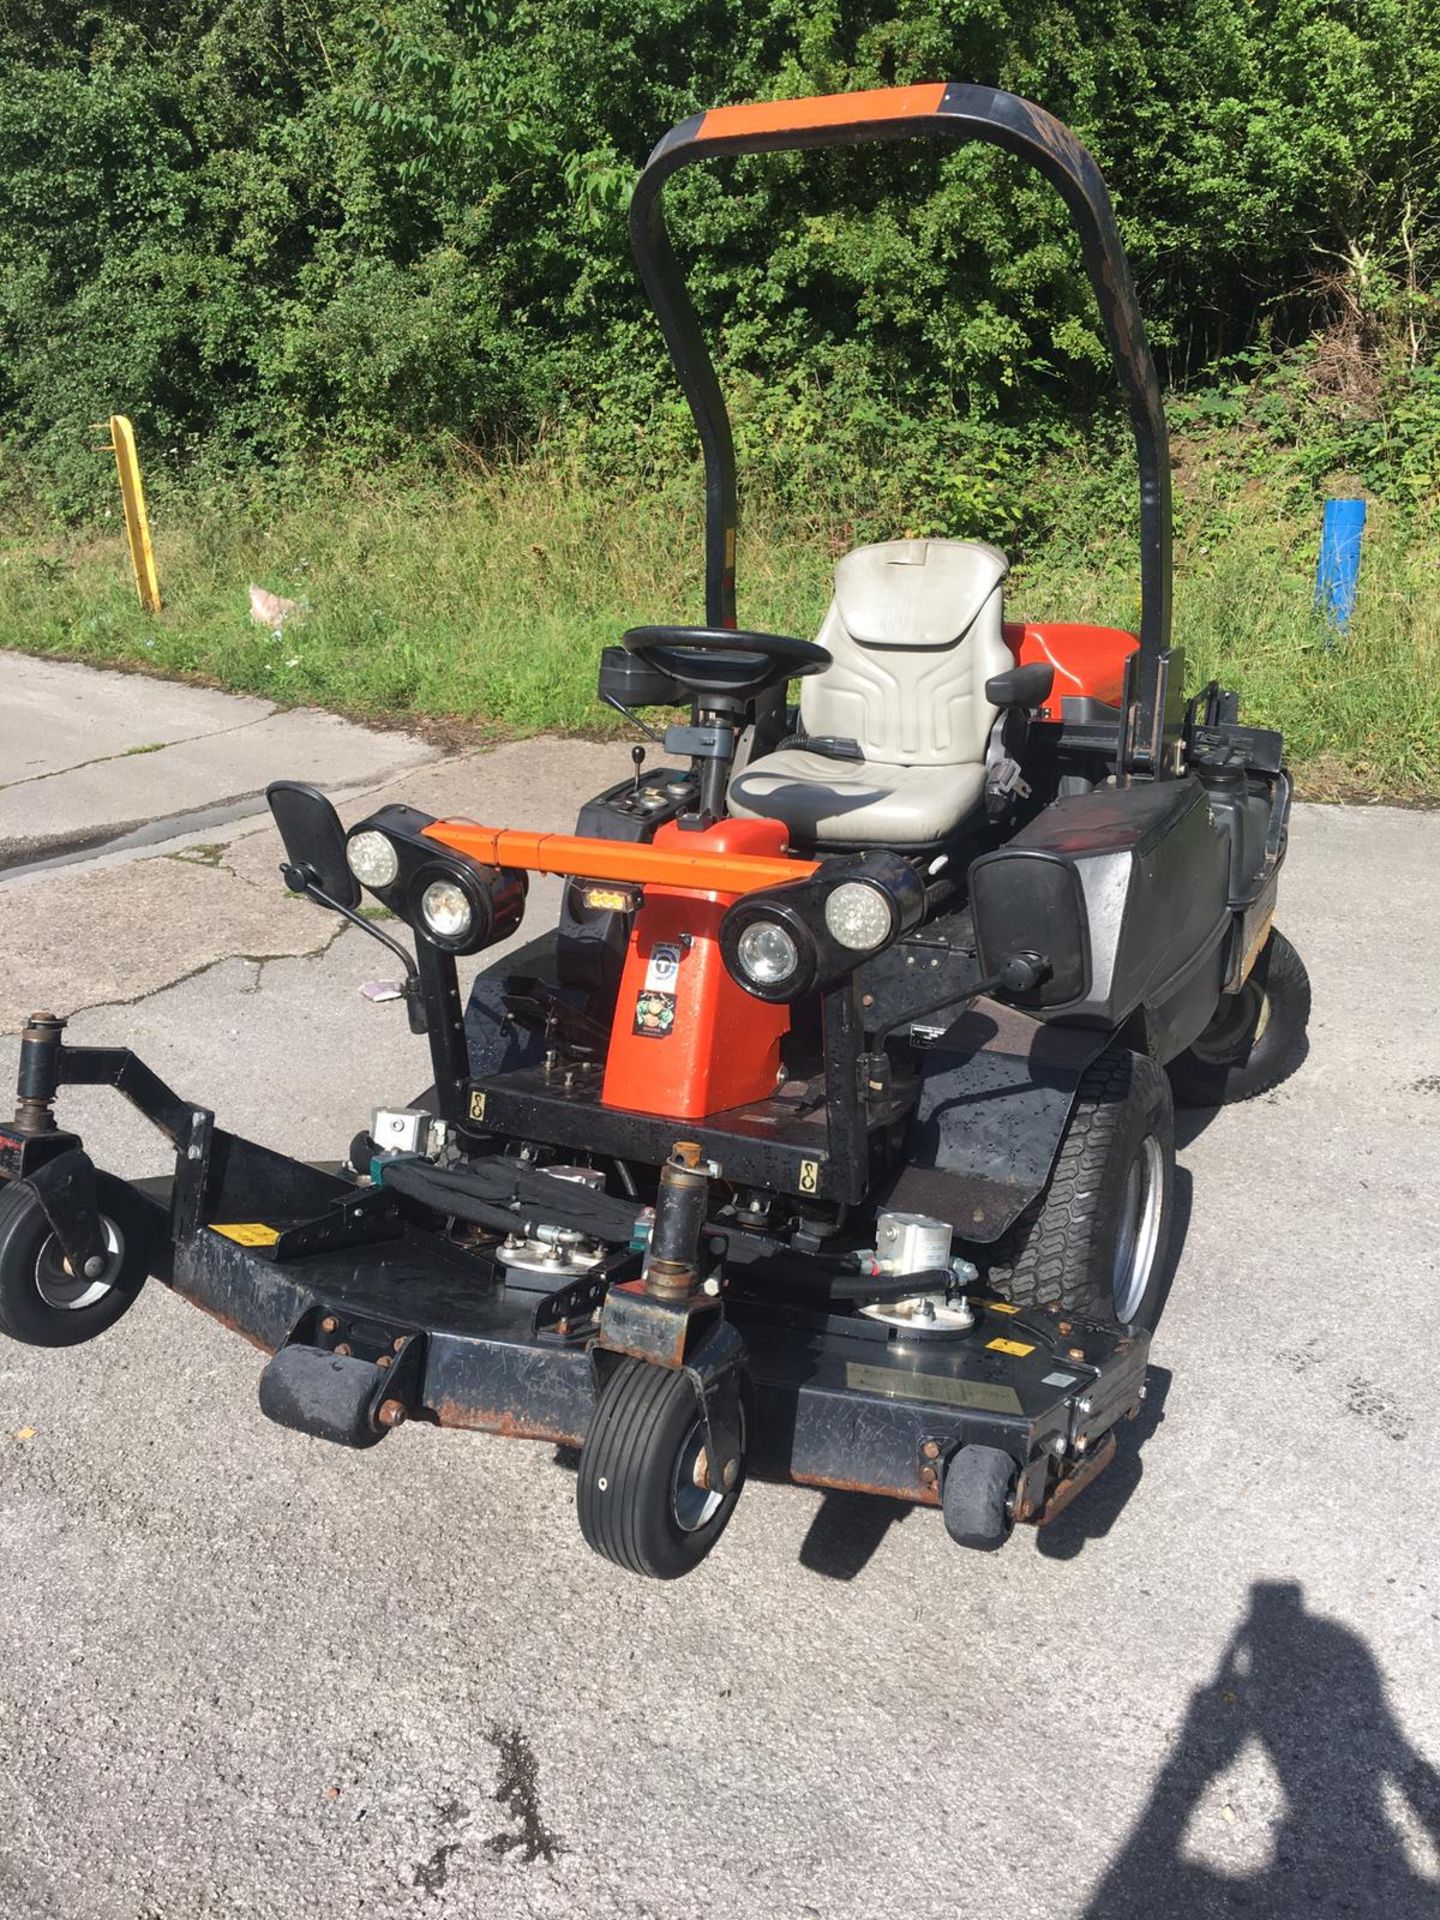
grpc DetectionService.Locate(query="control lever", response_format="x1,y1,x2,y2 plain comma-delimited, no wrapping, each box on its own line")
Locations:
631,744,646,796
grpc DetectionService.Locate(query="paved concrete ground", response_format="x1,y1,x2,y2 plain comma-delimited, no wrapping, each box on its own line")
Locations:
0,656,1438,1919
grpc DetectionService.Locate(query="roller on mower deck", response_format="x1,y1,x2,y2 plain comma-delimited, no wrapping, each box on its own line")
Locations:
0,82,1309,1579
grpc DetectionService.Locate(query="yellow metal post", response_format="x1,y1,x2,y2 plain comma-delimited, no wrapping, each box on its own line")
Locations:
95,414,162,611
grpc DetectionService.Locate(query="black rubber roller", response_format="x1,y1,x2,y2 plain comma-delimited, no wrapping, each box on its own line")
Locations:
258,1344,390,1448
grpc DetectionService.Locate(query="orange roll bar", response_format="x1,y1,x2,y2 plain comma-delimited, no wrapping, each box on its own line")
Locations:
423,822,818,894
695,84,947,142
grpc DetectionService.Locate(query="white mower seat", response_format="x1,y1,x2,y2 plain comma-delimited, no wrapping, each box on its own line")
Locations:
729,538,1013,846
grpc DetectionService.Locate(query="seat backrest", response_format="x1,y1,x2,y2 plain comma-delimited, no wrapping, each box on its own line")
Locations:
799,539,1013,766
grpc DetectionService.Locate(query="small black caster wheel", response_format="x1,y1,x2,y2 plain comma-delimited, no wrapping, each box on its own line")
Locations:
578,1357,746,1579
942,1444,1018,1552
0,1175,151,1348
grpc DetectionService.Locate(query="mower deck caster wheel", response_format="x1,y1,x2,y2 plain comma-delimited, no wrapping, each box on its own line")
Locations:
0,1175,150,1348
578,1357,746,1579
942,1445,1018,1551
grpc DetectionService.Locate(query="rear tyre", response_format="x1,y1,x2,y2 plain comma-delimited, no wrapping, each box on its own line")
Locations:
0,1175,151,1348
1167,929,1310,1107
577,1358,746,1579
942,1444,1018,1551
983,1046,1174,1332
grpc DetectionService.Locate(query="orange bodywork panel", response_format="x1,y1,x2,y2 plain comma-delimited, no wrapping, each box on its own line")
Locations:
695,83,947,143
422,821,817,894
1003,622,1139,717
601,818,793,1121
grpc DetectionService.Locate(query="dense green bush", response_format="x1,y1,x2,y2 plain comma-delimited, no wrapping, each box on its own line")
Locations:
0,1,1435,521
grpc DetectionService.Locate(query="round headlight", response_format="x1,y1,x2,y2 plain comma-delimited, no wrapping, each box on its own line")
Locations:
346,829,399,890
737,920,799,986
421,877,474,942
824,880,893,951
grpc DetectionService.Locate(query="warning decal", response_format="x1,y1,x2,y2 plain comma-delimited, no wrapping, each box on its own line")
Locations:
211,1223,281,1248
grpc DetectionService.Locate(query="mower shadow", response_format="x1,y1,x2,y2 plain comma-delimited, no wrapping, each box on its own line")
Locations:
797,1490,914,1580
1174,1102,1223,1150
1034,1364,1174,1560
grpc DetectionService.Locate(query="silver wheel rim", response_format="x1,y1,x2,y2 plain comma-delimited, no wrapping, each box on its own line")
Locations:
1112,1136,1165,1323
669,1406,744,1534
35,1215,124,1311
1190,981,1271,1065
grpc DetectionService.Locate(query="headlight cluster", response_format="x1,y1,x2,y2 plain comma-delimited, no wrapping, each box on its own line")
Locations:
720,853,924,1002
344,809,527,956
346,829,400,891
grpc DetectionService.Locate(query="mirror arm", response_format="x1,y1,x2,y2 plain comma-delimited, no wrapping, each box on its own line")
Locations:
282,864,429,1034
600,693,667,745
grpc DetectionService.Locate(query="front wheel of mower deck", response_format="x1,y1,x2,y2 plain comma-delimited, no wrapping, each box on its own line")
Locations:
942,1445,1018,1551
983,1046,1175,1333
578,1359,746,1579
1167,929,1310,1108
0,1175,150,1348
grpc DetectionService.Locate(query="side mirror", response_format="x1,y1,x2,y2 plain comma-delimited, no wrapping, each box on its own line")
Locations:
266,781,361,910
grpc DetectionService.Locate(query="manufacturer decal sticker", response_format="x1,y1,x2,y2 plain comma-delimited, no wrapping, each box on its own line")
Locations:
633,990,676,1038
846,1362,1023,1415
644,942,683,991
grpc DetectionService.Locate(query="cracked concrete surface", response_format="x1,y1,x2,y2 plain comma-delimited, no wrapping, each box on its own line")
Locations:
1,656,1438,1920
0,701,438,869
0,656,276,786
0,649,615,1028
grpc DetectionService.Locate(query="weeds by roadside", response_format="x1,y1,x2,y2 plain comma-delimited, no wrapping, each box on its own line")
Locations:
1,435,1435,802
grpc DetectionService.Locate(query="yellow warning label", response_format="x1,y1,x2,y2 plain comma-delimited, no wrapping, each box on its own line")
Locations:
469,1090,488,1123
211,1222,280,1248
986,1301,1020,1315
798,1158,820,1194
986,1336,1035,1358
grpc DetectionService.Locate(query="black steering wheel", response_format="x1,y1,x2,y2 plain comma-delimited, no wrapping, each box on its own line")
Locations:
623,625,830,703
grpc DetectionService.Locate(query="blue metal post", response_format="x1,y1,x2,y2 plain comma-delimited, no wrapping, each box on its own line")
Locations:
1315,497,1366,635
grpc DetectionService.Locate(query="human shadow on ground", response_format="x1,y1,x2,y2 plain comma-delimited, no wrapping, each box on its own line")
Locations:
1081,1579,1440,1918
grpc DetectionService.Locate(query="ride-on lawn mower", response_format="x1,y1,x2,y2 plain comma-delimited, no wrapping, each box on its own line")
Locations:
0,86,1310,1578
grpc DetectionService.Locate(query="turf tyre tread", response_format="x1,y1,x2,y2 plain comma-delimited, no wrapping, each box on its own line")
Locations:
577,1357,742,1579
983,1045,1173,1330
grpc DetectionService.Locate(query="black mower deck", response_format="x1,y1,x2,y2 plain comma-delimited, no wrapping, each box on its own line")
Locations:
150,1125,1146,1524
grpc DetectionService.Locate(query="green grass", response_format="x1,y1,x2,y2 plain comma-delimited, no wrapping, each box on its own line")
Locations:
2,451,1436,800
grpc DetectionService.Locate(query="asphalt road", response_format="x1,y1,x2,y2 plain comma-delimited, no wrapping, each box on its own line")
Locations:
1,657,1438,1919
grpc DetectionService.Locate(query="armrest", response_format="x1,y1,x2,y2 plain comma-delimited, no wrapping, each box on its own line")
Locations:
985,662,1055,708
